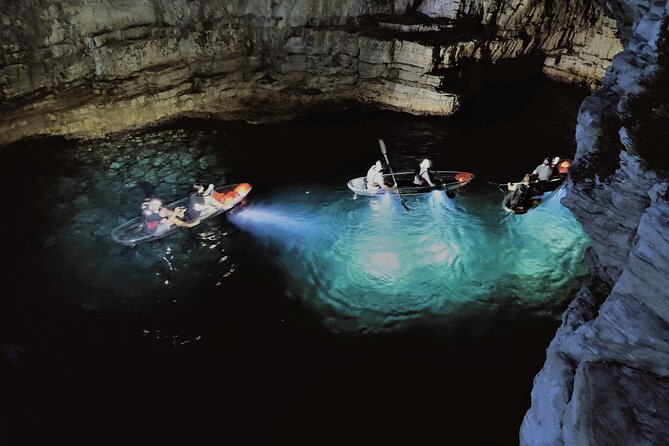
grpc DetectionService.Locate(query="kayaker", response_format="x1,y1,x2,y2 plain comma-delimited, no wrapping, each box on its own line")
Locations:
507,174,532,209
532,158,554,181
187,183,224,220
366,161,393,190
413,159,439,187
141,197,199,236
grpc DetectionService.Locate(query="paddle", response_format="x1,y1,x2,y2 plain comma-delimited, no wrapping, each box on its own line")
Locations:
378,139,410,211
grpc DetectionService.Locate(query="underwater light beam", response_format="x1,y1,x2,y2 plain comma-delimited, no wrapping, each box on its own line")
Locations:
228,205,324,241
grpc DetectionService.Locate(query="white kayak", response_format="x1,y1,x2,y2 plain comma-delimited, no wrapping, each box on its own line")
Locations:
347,170,474,196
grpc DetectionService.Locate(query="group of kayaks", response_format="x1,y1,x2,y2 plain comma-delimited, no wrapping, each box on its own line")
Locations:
110,140,570,246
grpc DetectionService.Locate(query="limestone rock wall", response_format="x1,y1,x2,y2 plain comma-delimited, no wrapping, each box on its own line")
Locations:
521,0,669,443
1,0,621,144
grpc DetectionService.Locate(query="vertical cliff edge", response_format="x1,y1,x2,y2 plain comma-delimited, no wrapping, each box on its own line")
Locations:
521,0,669,443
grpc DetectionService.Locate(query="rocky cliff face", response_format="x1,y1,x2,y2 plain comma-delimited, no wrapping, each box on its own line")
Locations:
521,0,669,444
0,0,621,144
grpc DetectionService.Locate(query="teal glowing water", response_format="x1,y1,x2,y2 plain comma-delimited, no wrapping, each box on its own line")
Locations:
230,184,589,334
1,82,592,444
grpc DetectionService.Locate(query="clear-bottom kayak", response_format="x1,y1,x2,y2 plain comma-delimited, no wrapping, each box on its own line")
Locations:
347,171,474,196
111,183,252,246
502,178,565,214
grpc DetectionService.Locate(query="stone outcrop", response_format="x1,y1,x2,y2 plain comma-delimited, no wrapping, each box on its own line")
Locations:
521,0,669,443
0,0,621,144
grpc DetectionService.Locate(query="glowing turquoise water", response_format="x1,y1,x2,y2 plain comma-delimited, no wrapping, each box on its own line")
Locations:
1,82,592,445
230,183,589,334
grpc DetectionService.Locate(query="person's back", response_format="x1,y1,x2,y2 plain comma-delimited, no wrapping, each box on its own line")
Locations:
413,159,436,186
366,161,384,190
509,183,529,208
533,158,554,181
188,191,205,220
141,198,166,235
508,174,532,209
142,208,162,234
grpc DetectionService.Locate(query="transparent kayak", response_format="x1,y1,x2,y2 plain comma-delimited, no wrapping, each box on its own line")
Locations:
501,159,571,214
502,177,565,214
111,183,252,246
347,171,474,196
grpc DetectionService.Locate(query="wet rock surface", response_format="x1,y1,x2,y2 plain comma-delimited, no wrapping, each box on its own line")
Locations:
0,0,621,144
521,0,669,443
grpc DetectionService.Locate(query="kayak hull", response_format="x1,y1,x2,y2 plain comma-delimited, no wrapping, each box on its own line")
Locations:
347,171,474,196
111,183,252,246
502,177,565,214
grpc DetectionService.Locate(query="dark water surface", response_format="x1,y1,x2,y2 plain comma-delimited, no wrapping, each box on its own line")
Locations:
0,80,589,444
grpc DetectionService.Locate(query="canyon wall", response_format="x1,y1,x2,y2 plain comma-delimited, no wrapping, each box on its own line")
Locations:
1,0,621,145
521,0,669,444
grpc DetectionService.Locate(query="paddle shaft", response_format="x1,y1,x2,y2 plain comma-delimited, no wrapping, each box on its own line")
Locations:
378,139,410,211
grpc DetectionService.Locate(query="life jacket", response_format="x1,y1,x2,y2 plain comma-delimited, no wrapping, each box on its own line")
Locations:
141,209,162,234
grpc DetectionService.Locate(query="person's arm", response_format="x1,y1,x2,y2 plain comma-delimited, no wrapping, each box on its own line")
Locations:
204,184,215,196
160,208,174,217
507,182,516,191
161,207,186,219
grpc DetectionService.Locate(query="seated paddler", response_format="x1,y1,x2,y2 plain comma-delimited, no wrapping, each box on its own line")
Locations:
366,160,394,190
141,197,199,236
187,183,224,220
413,159,440,187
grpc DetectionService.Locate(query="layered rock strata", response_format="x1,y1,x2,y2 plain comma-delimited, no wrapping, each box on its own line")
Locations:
1,0,621,144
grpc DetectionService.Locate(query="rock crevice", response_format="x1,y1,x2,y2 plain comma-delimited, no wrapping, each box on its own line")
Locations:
521,0,669,441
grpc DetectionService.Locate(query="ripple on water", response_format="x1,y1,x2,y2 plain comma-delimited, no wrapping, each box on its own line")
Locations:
229,184,590,334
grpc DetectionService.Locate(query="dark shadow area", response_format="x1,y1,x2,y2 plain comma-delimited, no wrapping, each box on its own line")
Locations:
0,80,588,444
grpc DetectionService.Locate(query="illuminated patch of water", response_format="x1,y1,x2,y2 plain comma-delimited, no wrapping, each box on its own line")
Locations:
230,185,589,334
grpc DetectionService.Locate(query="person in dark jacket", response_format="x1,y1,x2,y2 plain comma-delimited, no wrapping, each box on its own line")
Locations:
507,174,532,209
187,183,224,220
141,197,199,235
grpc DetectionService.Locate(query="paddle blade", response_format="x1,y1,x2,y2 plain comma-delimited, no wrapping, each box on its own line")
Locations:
378,139,387,155
446,190,456,199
